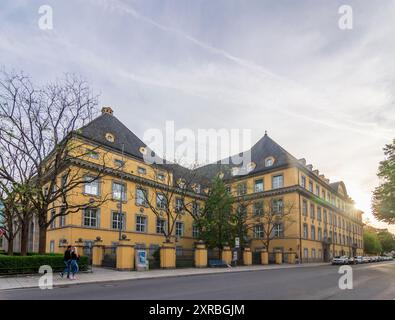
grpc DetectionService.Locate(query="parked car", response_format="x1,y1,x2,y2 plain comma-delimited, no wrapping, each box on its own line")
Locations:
332,256,349,265
362,256,370,263
348,257,355,264
354,256,363,264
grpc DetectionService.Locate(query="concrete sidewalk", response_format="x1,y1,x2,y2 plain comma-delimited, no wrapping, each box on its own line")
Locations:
0,263,328,290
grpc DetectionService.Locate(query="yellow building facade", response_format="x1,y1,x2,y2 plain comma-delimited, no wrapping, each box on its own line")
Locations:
46,107,364,263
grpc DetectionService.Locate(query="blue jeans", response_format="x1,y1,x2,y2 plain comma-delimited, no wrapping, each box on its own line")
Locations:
63,260,71,277
70,259,79,275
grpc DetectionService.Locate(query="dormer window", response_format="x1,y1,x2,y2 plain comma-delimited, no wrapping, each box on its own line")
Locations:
139,147,148,155
231,167,239,176
105,133,115,142
246,162,256,173
177,179,186,189
265,157,274,167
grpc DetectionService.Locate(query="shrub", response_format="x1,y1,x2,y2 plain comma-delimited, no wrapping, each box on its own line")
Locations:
0,255,89,275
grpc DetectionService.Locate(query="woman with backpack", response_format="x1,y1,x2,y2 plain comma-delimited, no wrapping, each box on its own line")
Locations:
70,246,80,280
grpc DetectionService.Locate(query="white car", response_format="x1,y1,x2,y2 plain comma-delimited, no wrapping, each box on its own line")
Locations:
332,256,349,265
354,256,363,264
362,256,370,263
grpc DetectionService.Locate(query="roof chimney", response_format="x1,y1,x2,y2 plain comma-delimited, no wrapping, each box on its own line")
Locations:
298,158,306,166
101,106,113,115
306,164,313,171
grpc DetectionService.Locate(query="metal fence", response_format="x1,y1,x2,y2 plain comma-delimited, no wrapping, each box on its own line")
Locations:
176,248,194,268
101,246,117,268
147,246,160,269
301,257,323,263
208,248,221,261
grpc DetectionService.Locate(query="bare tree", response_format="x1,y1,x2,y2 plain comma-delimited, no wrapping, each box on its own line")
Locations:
0,70,109,253
0,179,22,255
136,162,204,244
255,198,296,252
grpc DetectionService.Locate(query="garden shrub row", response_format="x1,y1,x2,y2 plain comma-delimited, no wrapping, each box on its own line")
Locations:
0,254,89,275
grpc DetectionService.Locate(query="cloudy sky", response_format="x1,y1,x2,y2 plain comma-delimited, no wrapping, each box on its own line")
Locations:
1,0,394,231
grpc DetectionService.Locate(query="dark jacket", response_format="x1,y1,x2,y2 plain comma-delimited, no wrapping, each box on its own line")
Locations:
64,250,71,261
71,251,79,261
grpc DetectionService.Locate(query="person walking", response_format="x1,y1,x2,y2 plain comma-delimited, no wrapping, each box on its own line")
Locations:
60,245,72,279
70,246,80,280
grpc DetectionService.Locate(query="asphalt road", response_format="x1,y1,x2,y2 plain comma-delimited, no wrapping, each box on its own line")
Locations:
1,261,395,300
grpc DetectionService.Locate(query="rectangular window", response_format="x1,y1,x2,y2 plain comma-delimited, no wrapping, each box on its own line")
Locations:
192,202,200,216
253,201,263,216
254,224,264,238
318,228,322,241
312,248,316,259
156,218,166,234
175,222,184,237
273,223,283,238
324,230,328,241
50,240,55,253
175,197,184,213
84,176,100,196
310,203,315,219
301,175,306,188
112,212,125,230
59,207,66,227
272,175,284,189
136,215,147,233
317,207,322,221
137,166,147,175
83,208,98,228
304,248,308,258
136,188,147,206
311,226,316,240
303,224,308,239
323,209,327,224
237,183,247,196
302,200,308,216
308,181,313,192
272,199,284,214
329,212,333,225
316,185,320,196
112,182,126,201
254,179,264,193
50,210,56,229
192,224,199,239
156,193,167,210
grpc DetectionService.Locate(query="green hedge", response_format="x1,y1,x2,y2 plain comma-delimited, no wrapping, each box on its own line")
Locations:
0,255,89,275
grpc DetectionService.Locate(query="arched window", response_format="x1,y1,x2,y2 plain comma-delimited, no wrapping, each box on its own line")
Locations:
265,157,274,167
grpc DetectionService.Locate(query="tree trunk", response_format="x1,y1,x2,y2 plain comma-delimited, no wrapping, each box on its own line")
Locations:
20,219,29,256
7,238,14,256
38,224,47,254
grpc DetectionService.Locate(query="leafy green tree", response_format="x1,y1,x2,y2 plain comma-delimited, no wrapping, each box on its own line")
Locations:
199,177,235,252
372,140,395,223
377,230,395,254
363,230,382,255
